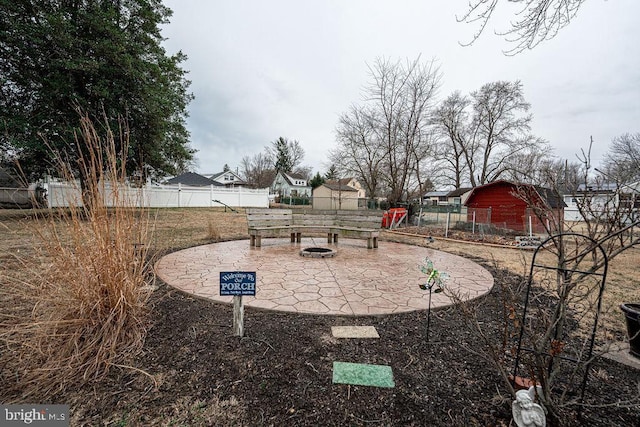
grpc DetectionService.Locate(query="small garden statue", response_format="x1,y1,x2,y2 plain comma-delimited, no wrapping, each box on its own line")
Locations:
512,386,546,427
418,258,448,341
419,258,447,293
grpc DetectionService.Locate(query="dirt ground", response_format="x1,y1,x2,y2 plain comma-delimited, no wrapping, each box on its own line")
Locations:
1,208,639,426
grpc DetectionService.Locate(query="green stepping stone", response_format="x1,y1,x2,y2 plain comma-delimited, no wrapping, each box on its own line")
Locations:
332,361,395,388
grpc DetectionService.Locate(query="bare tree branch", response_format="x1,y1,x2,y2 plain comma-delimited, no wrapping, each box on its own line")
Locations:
458,0,588,55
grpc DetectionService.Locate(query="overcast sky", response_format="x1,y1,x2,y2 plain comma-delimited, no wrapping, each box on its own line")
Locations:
160,0,640,179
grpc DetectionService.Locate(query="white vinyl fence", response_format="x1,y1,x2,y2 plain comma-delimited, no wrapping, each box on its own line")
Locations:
45,181,269,209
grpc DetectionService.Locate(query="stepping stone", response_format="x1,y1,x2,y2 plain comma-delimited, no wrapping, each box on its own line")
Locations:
332,361,395,388
331,326,379,339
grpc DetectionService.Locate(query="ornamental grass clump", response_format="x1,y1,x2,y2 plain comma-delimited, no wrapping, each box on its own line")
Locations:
0,114,152,400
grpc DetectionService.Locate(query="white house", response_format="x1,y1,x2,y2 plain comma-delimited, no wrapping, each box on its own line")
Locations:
423,188,473,208
205,170,246,187
270,171,312,198
564,182,640,222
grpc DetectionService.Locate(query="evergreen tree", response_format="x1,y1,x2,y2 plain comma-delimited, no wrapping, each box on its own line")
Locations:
309,172,325,189
271,137,294,173
324,165,339,180
0,0,194,180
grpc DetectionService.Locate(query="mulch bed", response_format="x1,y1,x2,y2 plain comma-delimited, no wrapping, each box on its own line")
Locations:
59,259,639,426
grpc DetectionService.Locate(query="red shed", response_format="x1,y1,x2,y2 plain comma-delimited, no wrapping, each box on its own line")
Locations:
464,180,565,233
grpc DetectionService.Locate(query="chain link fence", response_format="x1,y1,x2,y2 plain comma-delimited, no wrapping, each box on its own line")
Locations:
410,205,556,240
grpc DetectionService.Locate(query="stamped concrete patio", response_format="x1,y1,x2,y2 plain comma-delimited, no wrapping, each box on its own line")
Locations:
155,238,494,316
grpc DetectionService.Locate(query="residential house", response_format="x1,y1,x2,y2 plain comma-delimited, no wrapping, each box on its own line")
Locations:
422,191,449,206
205,170,247,187
564,182,640,222
312,181,359,210
464,180,565,233
270,171,312,199
335,177,367,199
423,188,473,211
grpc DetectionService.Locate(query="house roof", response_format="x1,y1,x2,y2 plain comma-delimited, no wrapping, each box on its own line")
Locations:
424,188,472,198
284,171,307,180
323,182,358,192
423,191,449,198
533,185,566,209
280,171,310,187
576,182,618,193
164,172,221,186
208,170,247,185
447,187,473,198
334,177,359,186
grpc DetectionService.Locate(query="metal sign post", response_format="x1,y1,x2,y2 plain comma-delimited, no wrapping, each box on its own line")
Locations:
220,271,256,337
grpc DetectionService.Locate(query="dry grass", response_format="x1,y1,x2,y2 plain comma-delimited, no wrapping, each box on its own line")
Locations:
0,116,152,400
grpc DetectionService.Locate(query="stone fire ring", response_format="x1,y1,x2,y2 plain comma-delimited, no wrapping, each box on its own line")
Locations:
300,247,337,258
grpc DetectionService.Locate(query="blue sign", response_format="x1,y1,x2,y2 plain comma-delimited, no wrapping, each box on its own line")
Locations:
220,271,256,296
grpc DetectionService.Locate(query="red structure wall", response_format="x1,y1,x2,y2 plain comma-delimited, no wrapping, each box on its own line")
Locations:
465,181,561,233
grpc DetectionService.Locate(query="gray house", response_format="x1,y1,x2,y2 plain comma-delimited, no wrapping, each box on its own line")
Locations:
270,171,312,198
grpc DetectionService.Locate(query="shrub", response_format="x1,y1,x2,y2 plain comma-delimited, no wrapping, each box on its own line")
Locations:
0,114,152,400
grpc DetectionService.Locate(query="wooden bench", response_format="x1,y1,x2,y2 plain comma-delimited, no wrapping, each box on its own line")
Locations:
246,208,383,249
245,208,295,248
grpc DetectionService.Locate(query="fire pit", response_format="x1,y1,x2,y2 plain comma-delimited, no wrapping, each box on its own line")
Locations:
300,247,337,258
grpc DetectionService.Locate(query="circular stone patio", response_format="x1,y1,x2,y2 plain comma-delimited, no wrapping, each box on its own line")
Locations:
155,238,494,316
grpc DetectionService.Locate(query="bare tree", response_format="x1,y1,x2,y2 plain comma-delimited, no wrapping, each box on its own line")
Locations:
458,0,588,55
293,165,313,180
332,104,384,199
334,56,441,205
508,145,640,421
603,132,640,183
453,142,640,424
501,151,577,189
240,151,275,188
472,81,549,185
434,81,549,187
433,91,471,189
367,56,441,204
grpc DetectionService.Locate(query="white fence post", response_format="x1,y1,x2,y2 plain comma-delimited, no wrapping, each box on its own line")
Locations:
472,210,476,234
